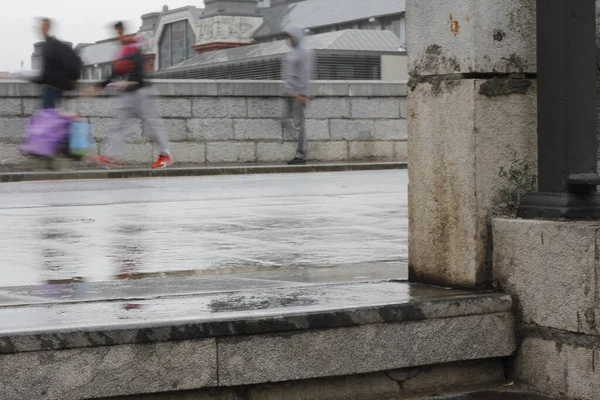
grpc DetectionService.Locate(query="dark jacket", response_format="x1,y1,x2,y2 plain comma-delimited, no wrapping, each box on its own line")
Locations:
33,37,72,91
98,38,147,91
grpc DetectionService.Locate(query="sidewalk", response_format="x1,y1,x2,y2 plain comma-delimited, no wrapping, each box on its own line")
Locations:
0,161,407,183
0,169,408,288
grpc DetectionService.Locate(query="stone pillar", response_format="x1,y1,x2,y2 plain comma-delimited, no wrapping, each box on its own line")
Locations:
407,0,538,288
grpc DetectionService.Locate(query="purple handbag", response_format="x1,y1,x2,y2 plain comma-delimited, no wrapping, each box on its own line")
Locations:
20,109,71,157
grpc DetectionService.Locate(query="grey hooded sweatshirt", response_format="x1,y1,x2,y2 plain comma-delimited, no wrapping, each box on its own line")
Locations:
282,26,313,97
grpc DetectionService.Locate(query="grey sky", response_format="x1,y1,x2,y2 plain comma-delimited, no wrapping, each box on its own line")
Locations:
0,1,203,71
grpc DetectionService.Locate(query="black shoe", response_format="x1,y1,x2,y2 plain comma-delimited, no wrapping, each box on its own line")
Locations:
287,158,307,165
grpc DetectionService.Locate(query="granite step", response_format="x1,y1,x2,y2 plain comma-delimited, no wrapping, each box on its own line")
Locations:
0,281,516,400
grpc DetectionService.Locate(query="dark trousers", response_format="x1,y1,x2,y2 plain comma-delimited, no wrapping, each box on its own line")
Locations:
285,98,307,160
42,87,62,109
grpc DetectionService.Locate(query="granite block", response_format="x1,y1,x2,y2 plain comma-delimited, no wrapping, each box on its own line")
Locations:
0,338,217,400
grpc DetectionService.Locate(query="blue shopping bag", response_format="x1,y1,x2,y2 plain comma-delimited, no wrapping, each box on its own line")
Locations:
68,122,93,157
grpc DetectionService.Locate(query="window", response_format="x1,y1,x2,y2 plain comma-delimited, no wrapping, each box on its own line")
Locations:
336,23,355,31
358,20,378,30
382,17,402,39
102,64,112,80
159,20,197,69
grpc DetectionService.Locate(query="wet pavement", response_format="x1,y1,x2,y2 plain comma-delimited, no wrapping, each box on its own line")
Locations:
0,261,404,307
0,170,407,291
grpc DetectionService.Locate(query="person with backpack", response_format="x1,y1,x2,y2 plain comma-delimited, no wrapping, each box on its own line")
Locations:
31,18,82,109
83,22,173,170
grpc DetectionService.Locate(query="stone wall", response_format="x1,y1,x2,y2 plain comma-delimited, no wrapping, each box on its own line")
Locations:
0,80,407,167
493,219,600,400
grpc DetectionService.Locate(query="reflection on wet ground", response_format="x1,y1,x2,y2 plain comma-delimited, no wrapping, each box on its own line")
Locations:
0,262,406,307
0,170,408,293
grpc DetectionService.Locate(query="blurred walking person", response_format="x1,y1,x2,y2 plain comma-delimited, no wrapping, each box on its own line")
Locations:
282,26,313,165
84,22,173,169
31,18,82,109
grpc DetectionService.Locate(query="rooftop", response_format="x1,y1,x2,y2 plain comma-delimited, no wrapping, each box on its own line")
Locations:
160,29,404,73
254,0,406,38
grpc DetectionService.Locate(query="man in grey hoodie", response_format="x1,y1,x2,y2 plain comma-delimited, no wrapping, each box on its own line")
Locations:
282,26,313,165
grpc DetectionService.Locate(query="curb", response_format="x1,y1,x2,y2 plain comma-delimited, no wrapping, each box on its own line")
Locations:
0,162,407,183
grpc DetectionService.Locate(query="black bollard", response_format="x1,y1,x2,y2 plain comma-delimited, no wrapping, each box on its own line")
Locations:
518,0,600,219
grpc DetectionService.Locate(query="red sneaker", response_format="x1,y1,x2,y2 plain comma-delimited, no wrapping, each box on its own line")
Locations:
90,156,119,168
152,155,173,169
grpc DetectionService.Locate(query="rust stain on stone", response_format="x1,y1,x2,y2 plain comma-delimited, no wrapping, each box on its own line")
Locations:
449,14,460,36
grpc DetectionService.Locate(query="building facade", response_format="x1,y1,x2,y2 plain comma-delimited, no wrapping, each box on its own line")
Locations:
152,29,406,81
32,0,406,80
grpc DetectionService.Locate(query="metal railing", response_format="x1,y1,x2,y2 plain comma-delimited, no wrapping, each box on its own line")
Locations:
151,54,383,80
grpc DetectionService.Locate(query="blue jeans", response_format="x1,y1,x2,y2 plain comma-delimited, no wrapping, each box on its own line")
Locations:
42,87,62,109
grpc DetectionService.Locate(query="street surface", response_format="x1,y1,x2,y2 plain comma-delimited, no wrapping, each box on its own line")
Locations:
0,170,408,290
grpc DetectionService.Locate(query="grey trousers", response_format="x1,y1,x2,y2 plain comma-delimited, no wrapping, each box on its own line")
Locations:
285,98,307,160
107,87,170,159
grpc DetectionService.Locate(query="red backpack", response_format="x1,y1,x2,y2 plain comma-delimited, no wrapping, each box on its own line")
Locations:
114,38,142,75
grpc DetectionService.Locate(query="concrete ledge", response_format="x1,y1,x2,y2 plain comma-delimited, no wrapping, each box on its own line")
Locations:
0,80,407,167
0,161,408,183
0,283,512,354
0,282,516,399
0,80,407,98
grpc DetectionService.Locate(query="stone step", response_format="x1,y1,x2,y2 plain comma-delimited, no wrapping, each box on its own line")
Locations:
100,384,556,400
0,281,516,400
100,365,546,400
